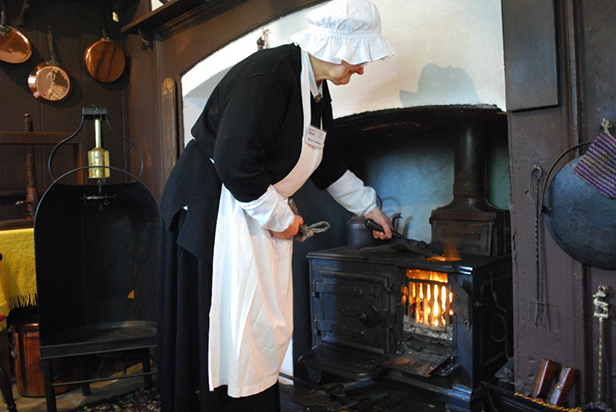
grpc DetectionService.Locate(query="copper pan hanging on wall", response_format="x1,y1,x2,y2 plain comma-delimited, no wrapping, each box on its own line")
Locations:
0,0,32,64
28,27,71,103
84,19,125,83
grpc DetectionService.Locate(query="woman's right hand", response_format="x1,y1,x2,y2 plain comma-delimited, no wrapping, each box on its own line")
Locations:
364,207,393,240
271,214,304,239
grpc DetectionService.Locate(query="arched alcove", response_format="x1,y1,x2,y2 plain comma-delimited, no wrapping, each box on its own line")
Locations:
180,0,506,145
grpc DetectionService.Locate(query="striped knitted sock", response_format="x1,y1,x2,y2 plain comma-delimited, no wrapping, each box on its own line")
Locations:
573,130,616,198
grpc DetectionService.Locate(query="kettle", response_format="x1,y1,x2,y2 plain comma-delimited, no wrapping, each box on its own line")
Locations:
346,196,401,247
346,215,379,247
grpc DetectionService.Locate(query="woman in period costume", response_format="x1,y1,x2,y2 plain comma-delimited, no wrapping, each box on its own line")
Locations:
157,1,395,410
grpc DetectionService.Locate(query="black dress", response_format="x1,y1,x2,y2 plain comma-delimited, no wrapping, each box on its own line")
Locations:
157,44,346,411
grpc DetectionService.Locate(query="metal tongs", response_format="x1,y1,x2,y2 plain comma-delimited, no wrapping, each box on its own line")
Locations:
288,198,331,242
365,219,444,258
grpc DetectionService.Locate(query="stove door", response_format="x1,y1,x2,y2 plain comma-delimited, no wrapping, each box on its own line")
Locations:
300,258,400,381
309,264,399,355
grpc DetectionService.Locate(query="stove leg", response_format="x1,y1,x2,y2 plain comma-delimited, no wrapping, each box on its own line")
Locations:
42,358,57,412
79,355,91,396
141,349,152,390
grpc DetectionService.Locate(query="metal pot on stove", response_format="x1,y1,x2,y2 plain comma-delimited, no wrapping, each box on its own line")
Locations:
346,197,401,247
346,214,379,247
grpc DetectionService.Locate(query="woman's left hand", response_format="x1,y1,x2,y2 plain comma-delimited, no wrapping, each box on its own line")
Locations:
271,214,304,240
364,207,393,240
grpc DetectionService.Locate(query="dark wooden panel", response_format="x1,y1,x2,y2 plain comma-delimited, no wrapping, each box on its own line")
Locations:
580,1,616,407
0,1,128,135
0,0,41,132
125,25,160,195
504,1,590,404
0,142,81,221
502,0,558,111
161,77,178,186
70,0,138,10
0,131,70,144
0,146,28,196
581,1,616,137
0,0,131,225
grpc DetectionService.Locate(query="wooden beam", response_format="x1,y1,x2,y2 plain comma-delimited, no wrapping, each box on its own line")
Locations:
0,132,80,145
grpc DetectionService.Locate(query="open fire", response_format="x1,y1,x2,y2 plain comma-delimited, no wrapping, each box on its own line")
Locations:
403,254,461,337
404,269,453,332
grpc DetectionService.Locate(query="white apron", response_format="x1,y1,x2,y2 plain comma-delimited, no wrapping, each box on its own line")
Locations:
208,50,323,397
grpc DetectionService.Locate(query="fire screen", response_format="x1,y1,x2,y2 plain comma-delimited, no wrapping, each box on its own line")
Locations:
33,107,157,412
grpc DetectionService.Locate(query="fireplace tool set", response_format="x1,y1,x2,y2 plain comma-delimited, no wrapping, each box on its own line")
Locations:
483,119,616,412
588,285,613,412
483,285,613,412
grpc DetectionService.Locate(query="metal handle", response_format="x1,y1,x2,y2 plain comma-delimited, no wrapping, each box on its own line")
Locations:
46,26,58,64
365,219,403,239
0,0,9,35
365,219,442,257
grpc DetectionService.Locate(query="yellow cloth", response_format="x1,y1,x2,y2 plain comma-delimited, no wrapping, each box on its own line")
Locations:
0,228,38,330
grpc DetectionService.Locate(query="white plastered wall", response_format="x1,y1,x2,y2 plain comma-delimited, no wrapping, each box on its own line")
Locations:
182,0,505,144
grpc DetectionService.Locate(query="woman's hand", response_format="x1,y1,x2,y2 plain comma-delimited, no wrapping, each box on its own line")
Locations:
364,207,393,240
271,214,304,240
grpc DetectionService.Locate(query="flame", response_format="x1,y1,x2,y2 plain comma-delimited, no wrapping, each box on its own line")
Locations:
428,255,461,262
404,269,454,330
444,243,461,259
427,242,462,262
406,269,448,282
432,285,440,326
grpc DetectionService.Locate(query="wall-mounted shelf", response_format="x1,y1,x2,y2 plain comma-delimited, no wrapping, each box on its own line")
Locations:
70,0,139,8
0,219,33,230
0,132,75,145
121,0,205,35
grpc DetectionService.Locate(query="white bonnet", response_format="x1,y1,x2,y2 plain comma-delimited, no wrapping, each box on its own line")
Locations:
291,0,395,65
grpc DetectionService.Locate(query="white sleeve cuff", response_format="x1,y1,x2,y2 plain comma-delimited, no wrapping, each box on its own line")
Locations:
238,185,294,232
326,170,377,216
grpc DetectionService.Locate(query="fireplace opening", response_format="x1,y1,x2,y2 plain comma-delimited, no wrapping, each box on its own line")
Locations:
404,269,454,340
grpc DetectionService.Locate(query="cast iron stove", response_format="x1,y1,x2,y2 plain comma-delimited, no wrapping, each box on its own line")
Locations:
300,244,512,411
299,108,512,412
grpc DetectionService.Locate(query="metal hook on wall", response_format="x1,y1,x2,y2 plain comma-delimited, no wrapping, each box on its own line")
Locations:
257,28,269,51
601,118,613,135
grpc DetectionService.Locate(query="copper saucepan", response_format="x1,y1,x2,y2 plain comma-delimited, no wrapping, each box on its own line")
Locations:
28,27,71,103
84,20,125,83
0,0,32,64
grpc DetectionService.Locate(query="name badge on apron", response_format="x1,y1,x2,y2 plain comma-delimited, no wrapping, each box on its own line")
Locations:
304,125,327,149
